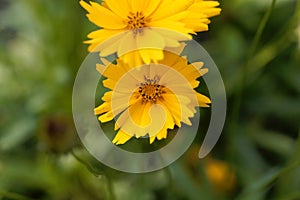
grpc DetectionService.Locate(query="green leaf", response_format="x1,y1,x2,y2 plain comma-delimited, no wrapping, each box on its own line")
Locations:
0,118,35,151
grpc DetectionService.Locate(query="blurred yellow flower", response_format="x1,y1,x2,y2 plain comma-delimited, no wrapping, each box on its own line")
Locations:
204,157,236,193
80,0,221,64
94,50,211,144
185,146,236,193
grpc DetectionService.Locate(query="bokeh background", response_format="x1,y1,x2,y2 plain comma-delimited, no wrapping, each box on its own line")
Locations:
1,0,300,199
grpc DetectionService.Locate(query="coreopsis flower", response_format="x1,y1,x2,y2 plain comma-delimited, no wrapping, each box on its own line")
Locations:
94,50,211,144
204,157,236,193
80,0,221,64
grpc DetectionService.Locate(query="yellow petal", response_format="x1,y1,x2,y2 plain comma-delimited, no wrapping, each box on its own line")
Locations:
159,94,182,127
94,102,111,115
102,91,113,101
120,51,144,68
155,102,175,130
149,20,193,37
189,1,221,18
127,0,144,13
111,92,141,116
118,31,137,57
149,135,156,144
103,79,116,90
164,11,189,22
155,28,191,44
136,29,165,63
101,63,126,81
98,33,124,57
105,0,130,18
151,0,193,20
183,21,209,32
129,100,151,127
136,29,165,49
192,62,204,70
148,104,174,144
139,49,164,64
143,0,162,16
159,48,184,66
163,43,186,59
98,111,114,123
80,1,127,29
161,93,194,126
196,93,211,107
156,128,168,140
150,128,169,144
112,129,132,145
85,29,124,52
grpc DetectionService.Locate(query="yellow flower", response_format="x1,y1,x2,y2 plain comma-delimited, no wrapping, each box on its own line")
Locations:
80,0,221,64
94,50,211,144
204,157,236,193
185,146,236,193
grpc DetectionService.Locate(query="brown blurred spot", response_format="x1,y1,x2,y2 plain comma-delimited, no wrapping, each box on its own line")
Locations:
38,115,77,153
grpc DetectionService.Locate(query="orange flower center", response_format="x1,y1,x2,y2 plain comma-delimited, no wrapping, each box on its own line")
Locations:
138,77,164,103
126,12,149,32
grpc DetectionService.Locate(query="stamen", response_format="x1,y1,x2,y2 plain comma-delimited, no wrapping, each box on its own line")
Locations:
138,77,164,103
126,12,149,34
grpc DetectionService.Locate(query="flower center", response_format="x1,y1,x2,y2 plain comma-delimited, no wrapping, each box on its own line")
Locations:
138,77,164,103
126,12,148,32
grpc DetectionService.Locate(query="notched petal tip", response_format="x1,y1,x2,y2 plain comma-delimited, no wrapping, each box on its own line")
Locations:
192,61,203,68
149,136,156,144
79,0,90,11
200,68,208,76
96,63,106,74
112,130,132,145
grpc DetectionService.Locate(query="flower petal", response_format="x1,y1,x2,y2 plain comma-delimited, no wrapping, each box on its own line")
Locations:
127,0,161,15
196,93,211,107
128,100,152,128
151,0,193,20
148,20,193,37
105,0,130,18
112,129,132,145
136,29,165,63
98,33,124,57
94,102,111,115
143,0,162,17
118,31,138,57
80,1,127,29
189,1,221,18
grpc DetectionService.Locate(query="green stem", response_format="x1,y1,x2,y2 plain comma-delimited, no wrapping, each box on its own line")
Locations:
71,150,116,200
164,166,173,191
231,0,277,126
105,175,116,200
237,161,300,199
247,0,277,60
71,150,101,176
248,0,300,76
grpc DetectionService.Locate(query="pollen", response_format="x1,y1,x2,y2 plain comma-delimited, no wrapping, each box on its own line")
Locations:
138,77,164,103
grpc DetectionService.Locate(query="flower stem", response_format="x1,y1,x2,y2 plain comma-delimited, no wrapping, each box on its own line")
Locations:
105,175,116,200
231,0,277,126
71,150,116,200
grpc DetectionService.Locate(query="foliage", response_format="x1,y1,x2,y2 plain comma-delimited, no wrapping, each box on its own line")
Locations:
0,0,299,199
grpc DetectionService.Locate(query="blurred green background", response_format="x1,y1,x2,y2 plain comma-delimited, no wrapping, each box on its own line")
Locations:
0,0,300,199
